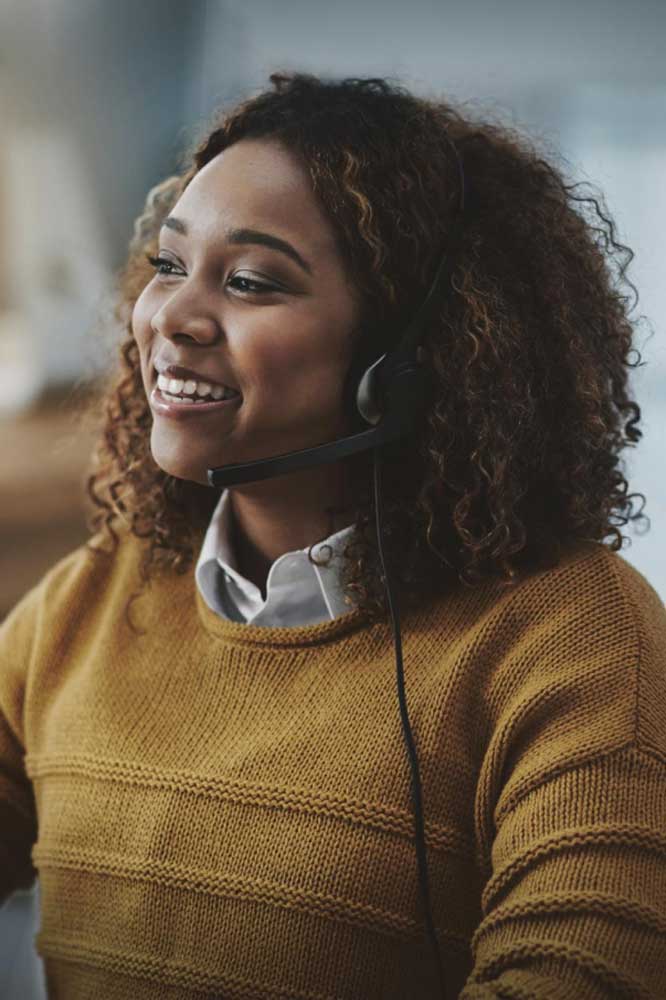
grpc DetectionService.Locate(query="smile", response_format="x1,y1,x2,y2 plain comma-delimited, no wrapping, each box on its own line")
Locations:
155,372,240,402
150,385,242,419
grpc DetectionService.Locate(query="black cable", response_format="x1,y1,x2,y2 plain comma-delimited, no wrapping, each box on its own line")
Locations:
373,446,447,998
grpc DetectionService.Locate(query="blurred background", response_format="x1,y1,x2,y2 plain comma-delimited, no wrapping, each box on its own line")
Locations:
0,0,664,995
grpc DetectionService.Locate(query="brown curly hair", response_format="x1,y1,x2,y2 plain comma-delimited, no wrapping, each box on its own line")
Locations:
82,71,649,628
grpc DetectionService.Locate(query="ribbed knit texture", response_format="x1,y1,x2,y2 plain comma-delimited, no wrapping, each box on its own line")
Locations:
1,524,665,999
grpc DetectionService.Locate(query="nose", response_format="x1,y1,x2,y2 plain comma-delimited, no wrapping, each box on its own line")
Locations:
150,292,221,346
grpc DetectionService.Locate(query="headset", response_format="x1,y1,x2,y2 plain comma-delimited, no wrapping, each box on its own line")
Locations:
207,138,465,999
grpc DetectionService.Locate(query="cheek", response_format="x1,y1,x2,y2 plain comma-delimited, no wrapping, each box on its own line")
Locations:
131,290,151,347
245,322,342,406
130,292,155,380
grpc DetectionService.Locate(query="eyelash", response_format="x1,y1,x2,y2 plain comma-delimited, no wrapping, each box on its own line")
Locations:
144,254,278,294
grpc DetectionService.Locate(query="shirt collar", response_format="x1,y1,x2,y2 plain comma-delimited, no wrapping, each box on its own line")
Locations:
195,488,355,624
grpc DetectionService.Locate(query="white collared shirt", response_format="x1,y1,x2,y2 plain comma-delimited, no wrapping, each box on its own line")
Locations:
195,488,355,627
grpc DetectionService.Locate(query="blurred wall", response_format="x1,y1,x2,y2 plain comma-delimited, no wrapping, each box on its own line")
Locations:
0,0,210,396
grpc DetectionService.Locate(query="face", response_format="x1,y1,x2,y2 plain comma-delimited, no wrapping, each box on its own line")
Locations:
132,138,361,487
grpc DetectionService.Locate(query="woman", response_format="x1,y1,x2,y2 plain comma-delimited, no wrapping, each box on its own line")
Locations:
1,72,665,999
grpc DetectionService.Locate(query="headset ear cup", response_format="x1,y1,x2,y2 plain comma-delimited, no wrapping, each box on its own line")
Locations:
342,349,381,429
356,355,386,426
348,349,434,428
356,366,374,423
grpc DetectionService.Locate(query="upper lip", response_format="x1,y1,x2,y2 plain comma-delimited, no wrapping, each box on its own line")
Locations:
154,362,239,392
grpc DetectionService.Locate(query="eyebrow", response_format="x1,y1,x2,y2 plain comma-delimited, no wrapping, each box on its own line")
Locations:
160,216,313,276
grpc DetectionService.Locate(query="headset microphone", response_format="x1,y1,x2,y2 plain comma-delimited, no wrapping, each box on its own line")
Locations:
207,145,464,1000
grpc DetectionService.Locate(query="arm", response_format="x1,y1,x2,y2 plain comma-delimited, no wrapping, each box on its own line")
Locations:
461,550,666,998
0,534,118,905
0,589,40,904
462,743,666,998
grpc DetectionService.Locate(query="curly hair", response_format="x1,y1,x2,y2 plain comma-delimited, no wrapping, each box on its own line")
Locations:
82,71,649,629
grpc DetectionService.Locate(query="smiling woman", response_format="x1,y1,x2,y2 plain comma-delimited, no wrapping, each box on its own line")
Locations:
1,72,666,1000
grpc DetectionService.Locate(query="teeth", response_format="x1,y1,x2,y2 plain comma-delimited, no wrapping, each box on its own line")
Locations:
162,392,198,404
157,373,238,400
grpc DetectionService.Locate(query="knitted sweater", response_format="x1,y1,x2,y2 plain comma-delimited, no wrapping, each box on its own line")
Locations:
1,524,665,999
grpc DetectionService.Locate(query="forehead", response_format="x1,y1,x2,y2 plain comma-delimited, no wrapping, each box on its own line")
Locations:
172,138,336,254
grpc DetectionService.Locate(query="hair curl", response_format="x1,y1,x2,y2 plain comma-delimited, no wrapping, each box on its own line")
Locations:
82,71,650,629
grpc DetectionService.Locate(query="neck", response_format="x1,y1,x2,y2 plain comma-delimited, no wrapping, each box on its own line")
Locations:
227,462,357,597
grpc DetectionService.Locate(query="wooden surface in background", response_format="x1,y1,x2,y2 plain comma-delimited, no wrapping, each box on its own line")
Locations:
0,388,100,620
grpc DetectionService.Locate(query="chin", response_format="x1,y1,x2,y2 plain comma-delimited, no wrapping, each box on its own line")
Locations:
150,438,213,488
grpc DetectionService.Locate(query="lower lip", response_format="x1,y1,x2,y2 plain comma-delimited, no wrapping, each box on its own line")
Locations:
150,386,242,419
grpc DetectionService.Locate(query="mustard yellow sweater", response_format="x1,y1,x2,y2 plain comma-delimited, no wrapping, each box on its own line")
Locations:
1,525,666,999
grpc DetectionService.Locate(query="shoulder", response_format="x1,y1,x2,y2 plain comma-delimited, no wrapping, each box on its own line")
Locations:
518,541,666,686
422,538,662,653
484,537,663,643
535,536,660,605
484,538,666,761
0,519,145,656
411,538,666,774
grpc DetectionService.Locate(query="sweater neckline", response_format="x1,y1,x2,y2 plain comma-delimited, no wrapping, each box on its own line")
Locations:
194,585,373,647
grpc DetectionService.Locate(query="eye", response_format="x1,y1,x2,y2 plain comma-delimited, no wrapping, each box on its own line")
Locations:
144,255,279,295
228,274,279,295
145,254,182,276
